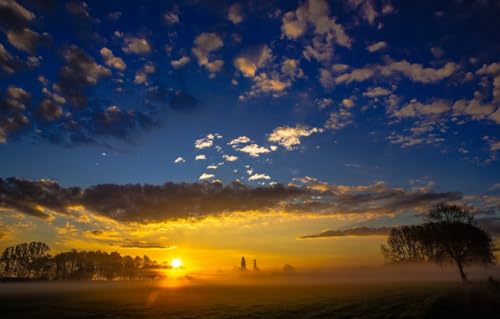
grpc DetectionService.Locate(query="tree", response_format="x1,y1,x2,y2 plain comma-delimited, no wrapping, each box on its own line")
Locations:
382,204,496,282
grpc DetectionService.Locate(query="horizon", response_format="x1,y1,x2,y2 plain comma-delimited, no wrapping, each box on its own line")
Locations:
1,0,499,278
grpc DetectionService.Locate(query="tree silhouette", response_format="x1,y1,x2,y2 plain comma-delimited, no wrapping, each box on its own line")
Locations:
382,204,496,282
0,242,165,281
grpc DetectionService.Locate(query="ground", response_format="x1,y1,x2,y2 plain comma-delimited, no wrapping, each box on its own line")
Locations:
1,281,499,318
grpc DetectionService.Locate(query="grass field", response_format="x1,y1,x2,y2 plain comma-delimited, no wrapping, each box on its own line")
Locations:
1,281,500,318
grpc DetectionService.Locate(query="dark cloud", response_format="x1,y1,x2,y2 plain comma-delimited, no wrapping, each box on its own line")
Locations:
37,98,63,121
0,0,35,32
0,177,481,224
477,217,500,236
0,177,81,219
168,90,200,112
0,85,31,142
0,43,24,74
92,106,158,139
120,241,170,249
299,226,392,239
285,182,463,215
56,45,111,107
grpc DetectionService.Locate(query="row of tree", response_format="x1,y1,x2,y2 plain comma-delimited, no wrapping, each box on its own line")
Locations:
382,204,497,282
0,242,166,280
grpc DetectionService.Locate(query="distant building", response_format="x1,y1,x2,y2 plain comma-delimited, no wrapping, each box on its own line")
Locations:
283,264,295,272
240,256,247,271
253,259,259,271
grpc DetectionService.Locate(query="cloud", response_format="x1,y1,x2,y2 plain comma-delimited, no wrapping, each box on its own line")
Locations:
334,60,459,85
37,98,63,121
0,177,474,223
0,85,31,142
6,28,49,54
0,0,47,55
0,0,35,31
366,41,387,52
237,143,271,157
229,136,252,146
363,87,392,97
174,157,185,164
56,45,111,107
342,98,355,108
248,173,271,181
390,99,450,119
195,133,222,149
233,45,272,78
199,173,215,180
281,0,352,64
134,61,155,85
324,109,353,130
120,241,171,249
192,32,224,74
223,154,238,162
100,47,126,71
347,0,380,25
477,217,500,236
195,154,206,160
170,56,190,69
122,36,151,55
228,3,243,24
164,10,179,24
268,125,322,150
0,43,24,74
299,226,392,239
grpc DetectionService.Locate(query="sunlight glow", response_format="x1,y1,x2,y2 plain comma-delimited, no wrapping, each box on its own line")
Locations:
172,258,182,269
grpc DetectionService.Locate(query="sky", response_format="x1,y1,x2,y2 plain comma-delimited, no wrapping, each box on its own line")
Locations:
0,0,499,272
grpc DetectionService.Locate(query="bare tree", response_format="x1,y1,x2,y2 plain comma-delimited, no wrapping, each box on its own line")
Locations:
382,204,496,282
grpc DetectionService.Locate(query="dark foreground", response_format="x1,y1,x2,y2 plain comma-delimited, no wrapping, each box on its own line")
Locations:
0,281,499,318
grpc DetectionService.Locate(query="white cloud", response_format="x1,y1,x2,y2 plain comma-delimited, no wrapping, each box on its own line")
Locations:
268,125,322,150
174,157,185,164
192,33,224,74
122,37,151,55
223,154,239,162
199,173,215,180
238,143,271,157
248,173,271,181
195,154,206,160
229,136,252,146
195,133,222,149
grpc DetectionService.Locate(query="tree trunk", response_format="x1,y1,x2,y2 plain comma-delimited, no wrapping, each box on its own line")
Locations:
456,260,467,282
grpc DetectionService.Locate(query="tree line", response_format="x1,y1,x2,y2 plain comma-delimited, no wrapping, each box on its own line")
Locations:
382,203,497,282
0,242,166,281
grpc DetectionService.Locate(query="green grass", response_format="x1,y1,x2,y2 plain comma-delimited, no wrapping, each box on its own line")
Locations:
0,281,499,318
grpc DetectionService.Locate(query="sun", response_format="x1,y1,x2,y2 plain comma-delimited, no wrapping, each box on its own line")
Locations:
171,258,182,269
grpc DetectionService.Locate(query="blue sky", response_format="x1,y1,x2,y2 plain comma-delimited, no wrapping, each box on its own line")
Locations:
1,0,499,193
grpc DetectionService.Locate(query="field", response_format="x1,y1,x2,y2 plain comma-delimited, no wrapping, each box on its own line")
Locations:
1,281,500,318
